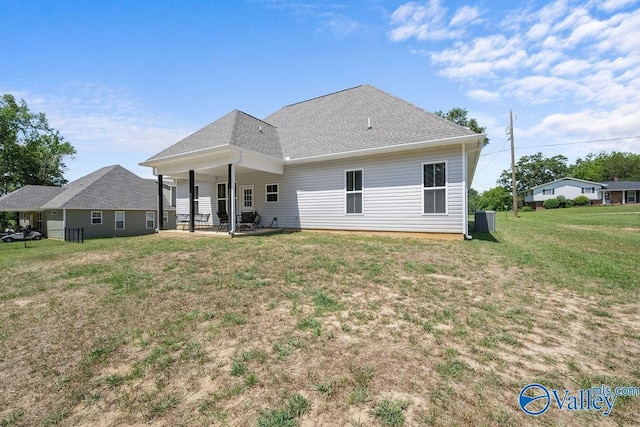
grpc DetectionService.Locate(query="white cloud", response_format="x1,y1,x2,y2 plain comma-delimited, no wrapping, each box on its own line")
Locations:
599,0,639,13
388,0,468,41
10,83,190,155
450,6,481,27
467,89,500,102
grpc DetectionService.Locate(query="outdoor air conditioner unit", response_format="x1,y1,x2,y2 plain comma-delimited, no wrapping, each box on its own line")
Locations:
474,210,496,233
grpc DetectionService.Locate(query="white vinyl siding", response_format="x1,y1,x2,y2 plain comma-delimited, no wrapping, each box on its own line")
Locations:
194,185,200,214
91,211,102,225
115,211,125,230
146,211,155,229
345,169,363,214
175,179,214,227
223,146,465,233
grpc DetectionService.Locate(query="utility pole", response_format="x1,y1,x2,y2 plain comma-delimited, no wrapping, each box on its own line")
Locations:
509,109,518,218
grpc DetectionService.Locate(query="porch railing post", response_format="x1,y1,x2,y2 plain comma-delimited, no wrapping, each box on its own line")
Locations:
158,174,164,231
229,163,236,235
189,170,195,232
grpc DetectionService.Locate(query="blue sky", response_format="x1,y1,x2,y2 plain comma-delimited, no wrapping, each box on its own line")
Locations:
1,0,639,191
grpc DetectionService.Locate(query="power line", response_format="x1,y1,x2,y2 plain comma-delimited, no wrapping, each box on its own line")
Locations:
479,135,640,157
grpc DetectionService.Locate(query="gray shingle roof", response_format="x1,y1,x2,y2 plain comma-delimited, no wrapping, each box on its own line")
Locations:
0,165,173,211
146,110,281,161
603,181,640,190
0,185,65,211
266,84,479,160
144,84,482,163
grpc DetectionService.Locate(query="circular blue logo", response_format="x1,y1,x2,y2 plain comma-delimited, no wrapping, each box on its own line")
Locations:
519,383,551,416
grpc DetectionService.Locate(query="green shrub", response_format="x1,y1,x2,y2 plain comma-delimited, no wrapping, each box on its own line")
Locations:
520,205,534,212
557,195,567,208
574,195,591,206
543,198,560,209
565,199,575,207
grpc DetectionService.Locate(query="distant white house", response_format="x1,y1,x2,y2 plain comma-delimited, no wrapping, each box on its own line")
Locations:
524,177,605,209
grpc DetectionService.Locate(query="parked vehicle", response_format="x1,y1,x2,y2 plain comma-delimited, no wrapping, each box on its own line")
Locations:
1,227,42,243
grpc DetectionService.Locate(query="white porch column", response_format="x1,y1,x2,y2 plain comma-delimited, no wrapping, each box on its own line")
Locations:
228,163,236,235
622,190,626,204
602,191,606,204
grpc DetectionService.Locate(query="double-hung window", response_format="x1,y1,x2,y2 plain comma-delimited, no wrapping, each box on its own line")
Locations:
582,187,594,194
217,183,227,213
266,184,279,203
91,211,102,225
543,189,555,195
115,211,125,230
346,169,363,214
146,211,155,229
423,162,446,214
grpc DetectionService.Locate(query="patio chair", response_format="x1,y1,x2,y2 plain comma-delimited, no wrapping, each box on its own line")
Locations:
216,210,229,232
239,210,255,231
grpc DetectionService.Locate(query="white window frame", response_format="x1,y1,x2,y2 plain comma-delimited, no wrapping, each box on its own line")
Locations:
91,211,103,225
345,169,364,215
217,182,227,213
163,210,169,223
582,187,595,194
543,189,555,195
115,211,125,230
422,161,448,215
36,212,43,230
265,183,279,203
628,190,637,203
146,211,155,229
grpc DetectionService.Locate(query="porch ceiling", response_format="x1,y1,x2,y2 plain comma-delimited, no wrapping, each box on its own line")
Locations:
149,148,284,178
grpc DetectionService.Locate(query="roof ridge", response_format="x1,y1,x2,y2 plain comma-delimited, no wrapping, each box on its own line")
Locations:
281,85,364,108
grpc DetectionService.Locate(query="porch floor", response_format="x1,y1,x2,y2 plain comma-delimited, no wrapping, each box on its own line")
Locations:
159,227,283,237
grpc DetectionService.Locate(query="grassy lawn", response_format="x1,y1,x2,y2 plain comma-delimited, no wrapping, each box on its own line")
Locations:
0,205,639,426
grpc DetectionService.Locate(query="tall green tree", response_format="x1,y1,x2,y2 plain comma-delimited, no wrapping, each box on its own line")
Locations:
571,151,640,182
435,107,490,146
498,152,570,193
477,186,512,211
0,94,75,195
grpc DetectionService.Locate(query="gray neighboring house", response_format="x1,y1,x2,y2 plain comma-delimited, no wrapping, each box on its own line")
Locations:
0,165,175,239
141,85,486,238
524,177,640,208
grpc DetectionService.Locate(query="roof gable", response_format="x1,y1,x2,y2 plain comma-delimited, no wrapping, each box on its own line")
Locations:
42,165,171,210
145,110,280,162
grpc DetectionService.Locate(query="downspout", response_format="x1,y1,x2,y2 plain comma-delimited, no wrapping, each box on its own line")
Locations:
62,208,66,240
462,143,472,240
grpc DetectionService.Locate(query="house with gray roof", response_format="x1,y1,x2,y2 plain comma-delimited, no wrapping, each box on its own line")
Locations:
141,85,486,238
0,165,175,239
524,177,640,208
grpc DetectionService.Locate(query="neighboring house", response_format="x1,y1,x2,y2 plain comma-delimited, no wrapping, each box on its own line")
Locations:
524,177,606,209
601,179,640,205
140,85,486,238
524,177,640,208
0,165,175,239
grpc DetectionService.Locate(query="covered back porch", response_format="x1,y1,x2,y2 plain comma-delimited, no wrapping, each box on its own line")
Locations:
146,147,284,236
